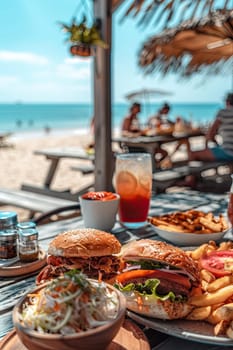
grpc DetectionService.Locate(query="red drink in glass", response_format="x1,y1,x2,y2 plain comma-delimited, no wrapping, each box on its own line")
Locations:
115,153,152,228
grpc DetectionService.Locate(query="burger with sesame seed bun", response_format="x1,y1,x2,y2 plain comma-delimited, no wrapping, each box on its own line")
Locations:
36,228,121,285
115,239,200,319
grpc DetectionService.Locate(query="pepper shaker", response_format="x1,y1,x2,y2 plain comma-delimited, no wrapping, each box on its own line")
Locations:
0,230,18,260
0,211,18,260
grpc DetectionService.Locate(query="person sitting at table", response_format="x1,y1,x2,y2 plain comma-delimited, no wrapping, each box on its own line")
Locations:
181,92,233,188
121,102,142,135
188,92,233,162
121,102,151,153
148,102,174,129
147,103,173,166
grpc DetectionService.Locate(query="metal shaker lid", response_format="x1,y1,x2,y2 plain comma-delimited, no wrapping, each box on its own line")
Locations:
19,229,38,241
17,221,36,230
0,211,18,229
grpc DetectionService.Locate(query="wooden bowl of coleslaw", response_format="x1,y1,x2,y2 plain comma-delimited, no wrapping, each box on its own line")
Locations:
13,271,126,350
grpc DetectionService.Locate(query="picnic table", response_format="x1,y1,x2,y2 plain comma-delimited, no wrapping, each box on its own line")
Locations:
1,190,232,349
34,147,94,187
113,130,204,172
22,147,95,200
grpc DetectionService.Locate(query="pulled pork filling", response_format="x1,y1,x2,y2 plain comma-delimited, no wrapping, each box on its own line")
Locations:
36,255,120,284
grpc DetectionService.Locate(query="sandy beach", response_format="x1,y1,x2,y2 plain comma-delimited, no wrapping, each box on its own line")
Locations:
0,129,206,221
0,129,96,221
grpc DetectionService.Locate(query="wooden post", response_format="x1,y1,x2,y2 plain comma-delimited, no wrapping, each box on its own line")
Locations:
93,0,113,191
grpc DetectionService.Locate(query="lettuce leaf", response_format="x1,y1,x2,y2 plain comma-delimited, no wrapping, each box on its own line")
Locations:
128,260,180,270
115,278,186,302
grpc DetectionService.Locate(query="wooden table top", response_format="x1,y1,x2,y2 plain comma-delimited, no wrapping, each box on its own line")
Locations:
0,190,232,349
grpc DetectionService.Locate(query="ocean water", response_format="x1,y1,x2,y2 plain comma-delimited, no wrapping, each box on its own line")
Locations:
0,102,222,134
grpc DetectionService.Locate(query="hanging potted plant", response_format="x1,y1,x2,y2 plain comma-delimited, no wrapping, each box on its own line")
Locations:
60,16,108,57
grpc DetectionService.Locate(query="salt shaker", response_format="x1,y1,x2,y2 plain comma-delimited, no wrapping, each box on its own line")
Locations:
17,221,39,262
0,211,18,230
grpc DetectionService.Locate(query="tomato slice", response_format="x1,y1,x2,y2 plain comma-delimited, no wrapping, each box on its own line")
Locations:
116,269,191,289
200,250,233,277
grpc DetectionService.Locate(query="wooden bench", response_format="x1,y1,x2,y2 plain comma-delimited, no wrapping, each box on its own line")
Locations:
153,165,190,193
188,160,233,176
0,187,76,219
153,161,233,193
188,161,233,193
70,164,94,175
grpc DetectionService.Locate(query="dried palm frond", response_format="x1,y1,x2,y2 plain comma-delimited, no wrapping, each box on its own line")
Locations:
117,0,233,27
138,9,233,77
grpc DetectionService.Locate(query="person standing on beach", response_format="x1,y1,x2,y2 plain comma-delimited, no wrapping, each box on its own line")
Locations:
121,102,142,135
188,92,233,162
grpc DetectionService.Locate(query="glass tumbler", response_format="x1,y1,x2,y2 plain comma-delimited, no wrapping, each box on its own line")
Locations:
115,153,152,228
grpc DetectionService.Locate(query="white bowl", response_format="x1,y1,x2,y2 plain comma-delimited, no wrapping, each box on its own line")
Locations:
79,193,120,231
152,226,229,246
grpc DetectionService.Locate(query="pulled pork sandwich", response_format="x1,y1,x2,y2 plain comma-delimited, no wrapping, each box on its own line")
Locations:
115,239,200,320
36,228,121,285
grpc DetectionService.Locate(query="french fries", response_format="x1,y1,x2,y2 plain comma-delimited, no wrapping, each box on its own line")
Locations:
148,210,229,234
186,306,211,320
207,276,233,293
189,285,233,307
200,269,215,284
186,241,233,339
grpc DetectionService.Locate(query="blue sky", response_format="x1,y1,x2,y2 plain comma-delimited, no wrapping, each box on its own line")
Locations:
0,0,231,104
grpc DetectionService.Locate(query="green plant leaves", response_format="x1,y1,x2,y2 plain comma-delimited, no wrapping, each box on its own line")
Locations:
60,18,108,49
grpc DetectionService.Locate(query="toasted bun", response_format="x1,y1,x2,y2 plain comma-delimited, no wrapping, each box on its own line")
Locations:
48,228,121,258
125,292,193,320
121,239,199,284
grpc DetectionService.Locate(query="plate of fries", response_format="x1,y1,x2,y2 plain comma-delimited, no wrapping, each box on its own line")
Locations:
127,241,233,346
148,210,230,246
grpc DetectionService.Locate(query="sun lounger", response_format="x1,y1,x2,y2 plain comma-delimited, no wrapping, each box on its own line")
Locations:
0,187,76,219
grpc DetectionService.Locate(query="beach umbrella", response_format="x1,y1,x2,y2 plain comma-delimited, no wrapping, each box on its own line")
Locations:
125,88,173,115
125,88,173,100
138,9,233,77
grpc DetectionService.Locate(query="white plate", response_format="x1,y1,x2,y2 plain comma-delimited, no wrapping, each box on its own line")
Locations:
127,311,233,347
151,226,229,246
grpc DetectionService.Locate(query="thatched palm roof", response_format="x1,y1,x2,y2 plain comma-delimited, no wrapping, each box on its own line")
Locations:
138,9,233,76
113,0,233,27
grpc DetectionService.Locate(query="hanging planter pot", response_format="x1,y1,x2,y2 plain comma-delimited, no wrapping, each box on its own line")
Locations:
60,16,108,58
70,43,92,57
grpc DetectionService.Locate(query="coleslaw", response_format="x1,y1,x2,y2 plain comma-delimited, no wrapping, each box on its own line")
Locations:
19,270,119,334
